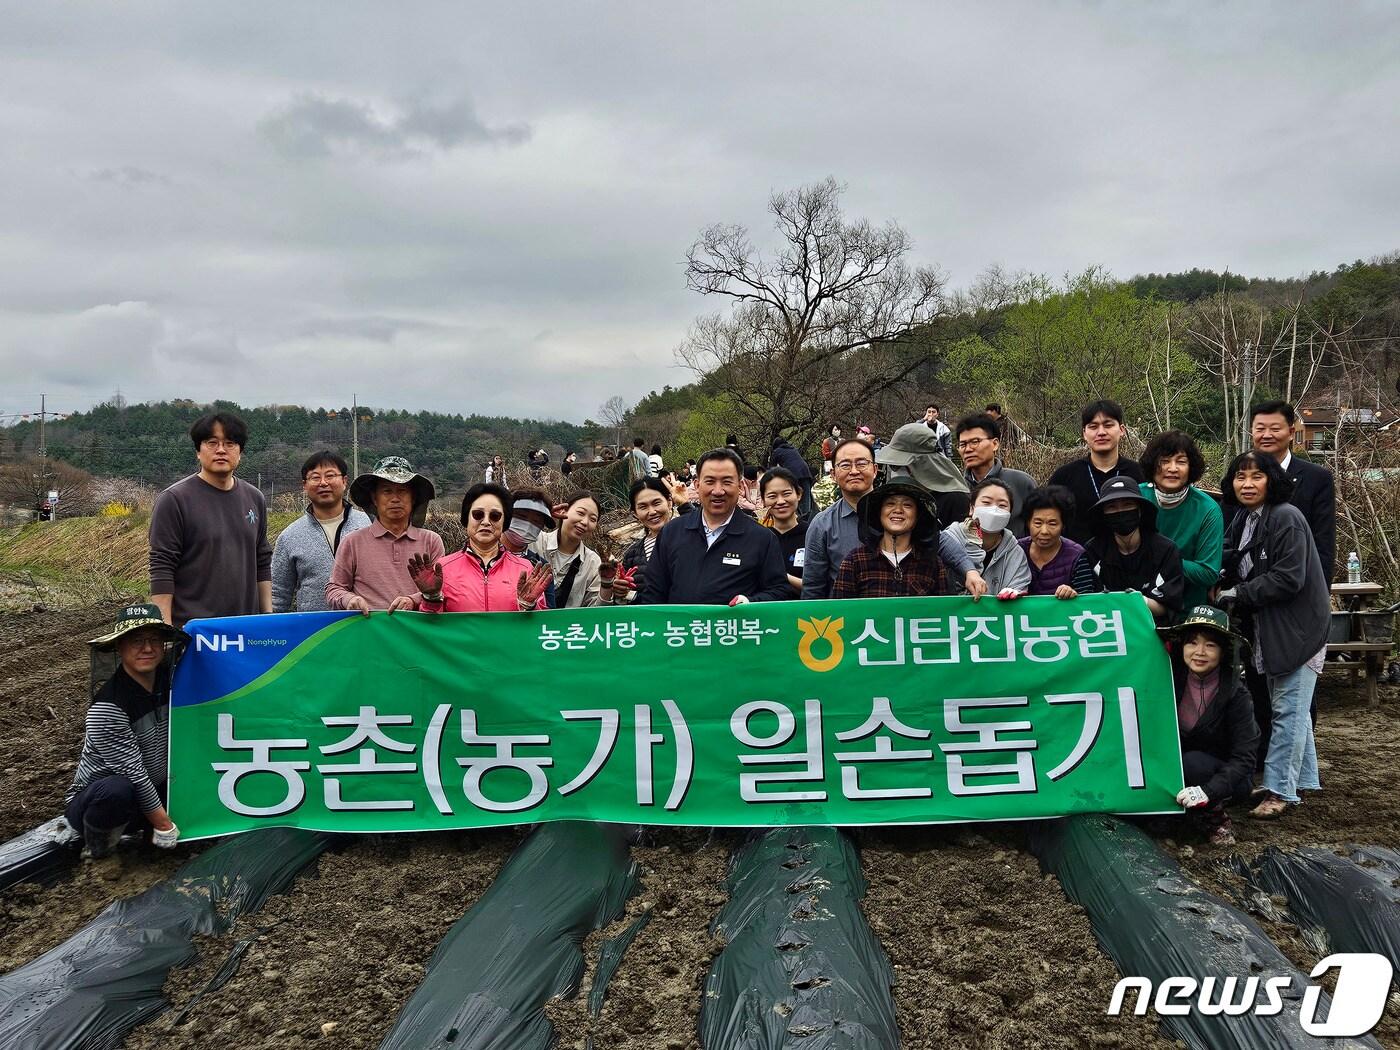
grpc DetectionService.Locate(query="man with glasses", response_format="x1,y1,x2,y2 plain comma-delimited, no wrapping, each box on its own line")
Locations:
271,451,371,612
62,603,188,857
802,438,987,599
149,412,273,626
955,413,1036,537
328,456,443,614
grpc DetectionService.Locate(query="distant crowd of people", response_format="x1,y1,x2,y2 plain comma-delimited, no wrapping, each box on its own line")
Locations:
59,394,1340,854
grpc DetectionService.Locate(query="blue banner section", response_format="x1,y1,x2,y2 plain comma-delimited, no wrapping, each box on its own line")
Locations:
174,612,354,707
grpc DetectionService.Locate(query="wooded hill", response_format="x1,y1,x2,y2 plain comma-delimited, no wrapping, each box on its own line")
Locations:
0,401,591,497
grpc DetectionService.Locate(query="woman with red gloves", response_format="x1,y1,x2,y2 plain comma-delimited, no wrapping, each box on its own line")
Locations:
410,483,551,613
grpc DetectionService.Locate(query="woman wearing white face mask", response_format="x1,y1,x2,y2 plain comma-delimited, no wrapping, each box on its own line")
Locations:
944,480,1031,598
501,488,560,608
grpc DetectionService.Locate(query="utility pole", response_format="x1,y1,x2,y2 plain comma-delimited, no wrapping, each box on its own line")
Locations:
352,393,359,478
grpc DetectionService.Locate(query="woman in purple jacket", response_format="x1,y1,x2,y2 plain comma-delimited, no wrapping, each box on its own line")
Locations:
1018,486,1083,597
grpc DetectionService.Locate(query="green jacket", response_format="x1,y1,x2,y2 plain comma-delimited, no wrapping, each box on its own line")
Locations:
1141,483,1223,609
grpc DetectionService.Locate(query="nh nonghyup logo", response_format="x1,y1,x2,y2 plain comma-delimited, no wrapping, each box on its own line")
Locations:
1108,953,1393,1037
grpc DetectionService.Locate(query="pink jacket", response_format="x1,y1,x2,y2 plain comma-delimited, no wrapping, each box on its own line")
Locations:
418,549,545,613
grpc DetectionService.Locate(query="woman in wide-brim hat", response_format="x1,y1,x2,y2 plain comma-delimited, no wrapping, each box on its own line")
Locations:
1158,604,1260,847
832,478,946,599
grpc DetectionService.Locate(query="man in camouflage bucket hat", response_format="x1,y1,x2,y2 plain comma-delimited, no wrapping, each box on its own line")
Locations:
349,455,436,527
329,457,445,614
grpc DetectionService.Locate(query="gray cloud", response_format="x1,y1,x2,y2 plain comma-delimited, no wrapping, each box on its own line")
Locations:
260,92,530,160
79,165,171,187
1,2,1397,428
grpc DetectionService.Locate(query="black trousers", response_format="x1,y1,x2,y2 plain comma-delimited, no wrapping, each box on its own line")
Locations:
1182,750,1252,805
65,774,145,836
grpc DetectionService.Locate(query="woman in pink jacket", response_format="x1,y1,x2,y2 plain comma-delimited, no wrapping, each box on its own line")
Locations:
409,483,552,613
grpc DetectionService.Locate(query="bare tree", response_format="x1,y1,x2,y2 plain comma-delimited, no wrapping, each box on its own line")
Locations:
677,178,947,457
1185,282,1318,454
597,395,631,452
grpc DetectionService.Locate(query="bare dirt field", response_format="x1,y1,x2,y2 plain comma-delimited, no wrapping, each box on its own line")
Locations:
1,601,1397,1048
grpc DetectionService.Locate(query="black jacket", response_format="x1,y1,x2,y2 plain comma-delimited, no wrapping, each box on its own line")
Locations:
636,510,791,605
1222,503,1330,676
1225,456,1335,581
1175,670,1260,803
768,439,814,486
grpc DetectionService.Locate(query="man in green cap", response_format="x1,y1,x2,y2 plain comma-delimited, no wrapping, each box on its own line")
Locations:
62,604,188,858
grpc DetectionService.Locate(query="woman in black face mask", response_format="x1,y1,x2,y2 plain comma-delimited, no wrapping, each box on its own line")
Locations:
1064,475,1185,622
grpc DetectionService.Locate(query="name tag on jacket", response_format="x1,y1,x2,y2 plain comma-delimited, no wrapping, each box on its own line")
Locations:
722,553,742,566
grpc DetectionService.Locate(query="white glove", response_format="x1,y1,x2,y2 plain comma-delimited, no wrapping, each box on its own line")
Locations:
152,823,180,849
728,595,750,607
51,816,80,847
1176,786,1209,809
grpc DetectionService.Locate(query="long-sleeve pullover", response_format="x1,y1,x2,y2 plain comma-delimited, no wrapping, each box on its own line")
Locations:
1141,484,1223,609
148,474,272,625
65,666,169,813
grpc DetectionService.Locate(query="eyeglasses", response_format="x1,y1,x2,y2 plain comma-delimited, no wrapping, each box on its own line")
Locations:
470,509,504,523
957,438,990,451
200,438,239,450
835,459,874,472
125,635,166,651
304,472,343,483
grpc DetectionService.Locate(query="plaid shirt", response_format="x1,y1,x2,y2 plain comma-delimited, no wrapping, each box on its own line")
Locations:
831,544,945,599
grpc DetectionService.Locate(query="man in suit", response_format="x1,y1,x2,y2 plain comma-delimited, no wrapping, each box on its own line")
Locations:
636,447,791,606
1243,400,1336,581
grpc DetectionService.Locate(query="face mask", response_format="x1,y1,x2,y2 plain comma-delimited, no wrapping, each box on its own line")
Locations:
1104,509,1140,536
973,505,1011,533
507,520,542,545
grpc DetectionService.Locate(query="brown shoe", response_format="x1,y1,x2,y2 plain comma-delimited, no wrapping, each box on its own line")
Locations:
1208,820,1237,847
1248,794,1289,820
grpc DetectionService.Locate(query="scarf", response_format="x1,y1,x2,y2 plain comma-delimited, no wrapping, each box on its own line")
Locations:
1178,669,1219,732
1156,485,1189,509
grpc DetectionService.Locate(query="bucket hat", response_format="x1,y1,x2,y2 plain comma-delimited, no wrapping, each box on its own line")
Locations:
87,602,188,651
1159,604,1248,646
1087,474,1158,533
856,477,941,546
877,423,970,494
350,456,436,523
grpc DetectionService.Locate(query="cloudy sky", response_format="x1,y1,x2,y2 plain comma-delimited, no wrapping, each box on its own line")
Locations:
4,2,1398,424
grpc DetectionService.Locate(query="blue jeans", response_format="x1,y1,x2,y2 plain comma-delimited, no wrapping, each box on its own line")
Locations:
1261,665,1321,803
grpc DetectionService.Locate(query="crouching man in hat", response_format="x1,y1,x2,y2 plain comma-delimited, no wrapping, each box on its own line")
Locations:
327,456,444,614
62,604,188,858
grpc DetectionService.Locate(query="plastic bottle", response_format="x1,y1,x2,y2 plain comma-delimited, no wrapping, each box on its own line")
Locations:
1347,551,1362,585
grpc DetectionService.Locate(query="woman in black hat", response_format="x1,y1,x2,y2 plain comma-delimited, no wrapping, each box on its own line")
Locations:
831,479,947,599
1065,474,1185,622
1160,605,1260,847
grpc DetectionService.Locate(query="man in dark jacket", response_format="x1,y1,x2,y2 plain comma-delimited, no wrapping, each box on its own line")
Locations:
768,436,815,521
1236,400,1336,580
637,448,791,606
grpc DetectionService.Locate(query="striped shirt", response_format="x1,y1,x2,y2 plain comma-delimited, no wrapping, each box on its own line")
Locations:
65,666,169,813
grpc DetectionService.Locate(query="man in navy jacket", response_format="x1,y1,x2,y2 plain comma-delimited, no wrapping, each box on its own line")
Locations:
637,448,792,606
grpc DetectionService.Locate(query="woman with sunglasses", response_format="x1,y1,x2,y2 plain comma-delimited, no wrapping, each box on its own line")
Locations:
410,483,551,613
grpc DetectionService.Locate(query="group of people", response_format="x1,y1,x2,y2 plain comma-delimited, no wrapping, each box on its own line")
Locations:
61,394,1338,855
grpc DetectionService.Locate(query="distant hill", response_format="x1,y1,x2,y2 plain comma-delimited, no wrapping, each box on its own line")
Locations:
0,399,592,498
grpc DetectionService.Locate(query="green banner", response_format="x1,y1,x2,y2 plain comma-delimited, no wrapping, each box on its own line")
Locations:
169,594,1184,840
